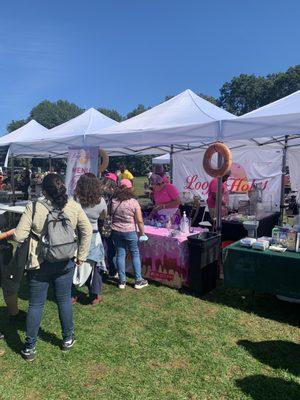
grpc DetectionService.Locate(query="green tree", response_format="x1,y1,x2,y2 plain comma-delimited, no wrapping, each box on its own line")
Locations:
97,108,123,122
7,119,28,133
29,100,84,129
125,104,150,120
109,155,153,176
219,65,300,115
219,74,270,115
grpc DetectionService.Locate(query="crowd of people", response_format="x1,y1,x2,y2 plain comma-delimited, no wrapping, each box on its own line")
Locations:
0,164,155,361
0,162,228,361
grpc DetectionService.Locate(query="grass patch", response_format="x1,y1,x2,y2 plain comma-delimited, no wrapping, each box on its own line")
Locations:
0,281,299,400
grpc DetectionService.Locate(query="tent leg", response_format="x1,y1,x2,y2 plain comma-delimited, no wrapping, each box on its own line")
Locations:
11,154,16,206
170,145,174,183
279,135,288,225
215,150,223,234
215,176,222,233
49,156,52,172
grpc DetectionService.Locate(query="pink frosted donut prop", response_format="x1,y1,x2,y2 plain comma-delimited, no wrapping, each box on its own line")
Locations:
203,143,232,178
98,149,109,175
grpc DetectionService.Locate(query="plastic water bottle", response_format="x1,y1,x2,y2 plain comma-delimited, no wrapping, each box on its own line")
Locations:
180,211,189,234
166,217,172,230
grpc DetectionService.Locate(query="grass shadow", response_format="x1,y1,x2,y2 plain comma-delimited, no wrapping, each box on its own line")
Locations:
0,306,24,354
203,284,300,328
0,305,62,353
238,340,300,377
236,375,300,400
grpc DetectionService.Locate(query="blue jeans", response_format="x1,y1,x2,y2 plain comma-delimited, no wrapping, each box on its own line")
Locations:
103,236,117,275
112,231,142,283
25,261,74,349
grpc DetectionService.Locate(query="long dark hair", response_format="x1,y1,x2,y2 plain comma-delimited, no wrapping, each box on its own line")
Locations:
74,173,102,208
42,173,68,209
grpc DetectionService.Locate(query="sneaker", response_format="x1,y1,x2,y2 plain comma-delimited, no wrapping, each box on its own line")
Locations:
61,337,76,352
21,347,36,362
111,272,119,280
134,279,149,289
90,295,103,306
9,310,26,324
118,282,126,289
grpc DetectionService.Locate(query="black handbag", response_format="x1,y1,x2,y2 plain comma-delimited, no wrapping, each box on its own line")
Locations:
99,200,122,238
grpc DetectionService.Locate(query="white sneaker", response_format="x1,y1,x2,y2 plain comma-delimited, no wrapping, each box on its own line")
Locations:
118,282,126,289
134,279,149,289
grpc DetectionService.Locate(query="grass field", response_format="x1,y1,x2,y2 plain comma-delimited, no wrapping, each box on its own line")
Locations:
0,283,299,400
0,177,299,399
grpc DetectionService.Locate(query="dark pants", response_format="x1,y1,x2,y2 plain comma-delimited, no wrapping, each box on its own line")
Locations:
87,264,103,297
103,236,117,275
72,263,103,299
25,261,74,349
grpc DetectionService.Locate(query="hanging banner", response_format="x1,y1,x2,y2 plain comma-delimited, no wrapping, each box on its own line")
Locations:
173,147,283,209
65,147,99,195
287,148,300,192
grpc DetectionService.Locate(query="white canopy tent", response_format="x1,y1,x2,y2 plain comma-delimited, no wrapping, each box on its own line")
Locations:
221,90,300,143
8,108,118,158
5,89,300,156
152,153,170,164
0,120,48,147
8,90,236,156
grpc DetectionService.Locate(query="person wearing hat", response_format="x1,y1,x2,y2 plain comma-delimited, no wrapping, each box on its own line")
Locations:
150,174,180,218
111,179,148,290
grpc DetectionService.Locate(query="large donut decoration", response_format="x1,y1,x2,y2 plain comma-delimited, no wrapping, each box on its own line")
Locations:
98,149,109,175
0,229,15,241
203,142,232,178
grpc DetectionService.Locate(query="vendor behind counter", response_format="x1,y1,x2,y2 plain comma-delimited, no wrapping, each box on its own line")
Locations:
149,174,180,219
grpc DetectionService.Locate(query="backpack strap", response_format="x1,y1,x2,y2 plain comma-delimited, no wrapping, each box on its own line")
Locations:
37,200,53,213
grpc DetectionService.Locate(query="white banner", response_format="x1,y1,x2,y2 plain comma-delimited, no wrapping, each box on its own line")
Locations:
173,147,283,209
287,148,300,192
65,147,99,195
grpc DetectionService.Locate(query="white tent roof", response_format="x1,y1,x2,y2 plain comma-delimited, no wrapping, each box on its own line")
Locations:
221,90,300,143
152,153,170,164
242,90,300,118
9,108,118,157
84,89,236,149
0,120,48,146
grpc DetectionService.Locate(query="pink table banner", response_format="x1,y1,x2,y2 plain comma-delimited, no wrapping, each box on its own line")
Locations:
132,226,203,288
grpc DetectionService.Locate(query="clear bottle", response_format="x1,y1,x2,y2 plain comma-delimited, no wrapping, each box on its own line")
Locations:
180,211,189,234
166,217,172,230
272,226,280,244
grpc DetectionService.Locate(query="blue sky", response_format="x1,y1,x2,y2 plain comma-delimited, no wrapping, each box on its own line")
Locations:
1,0,299,133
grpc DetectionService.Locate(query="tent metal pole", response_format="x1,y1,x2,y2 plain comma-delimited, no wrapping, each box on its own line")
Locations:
279,135,289,225
11,153,16,206
49,156,52,172
215,153,222,234
170,145,174,183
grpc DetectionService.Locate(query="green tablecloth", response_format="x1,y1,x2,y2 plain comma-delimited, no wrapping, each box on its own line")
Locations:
223,242,300,299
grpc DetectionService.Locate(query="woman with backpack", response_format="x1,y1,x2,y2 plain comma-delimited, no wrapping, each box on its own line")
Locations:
111,179,148,290
14,173,92,362
73,173,107,305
